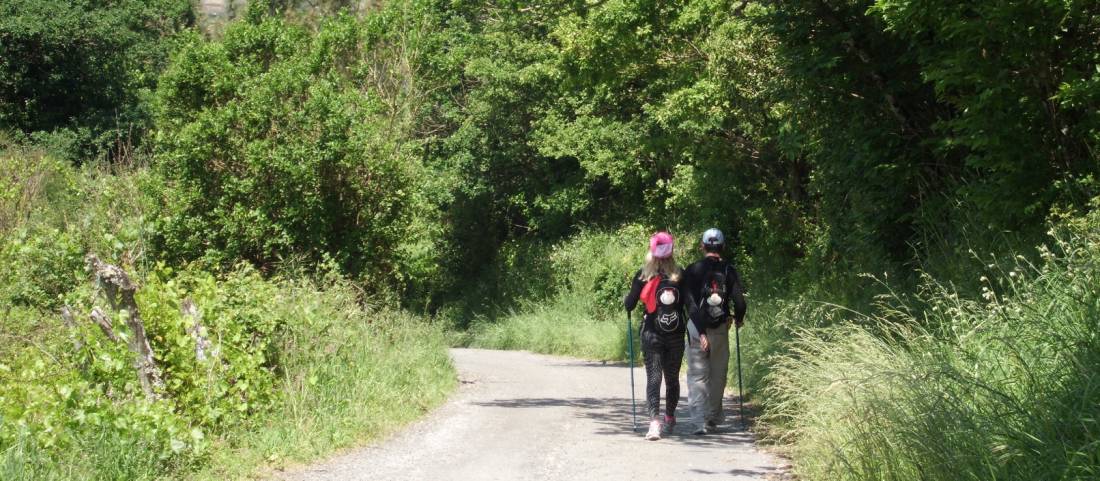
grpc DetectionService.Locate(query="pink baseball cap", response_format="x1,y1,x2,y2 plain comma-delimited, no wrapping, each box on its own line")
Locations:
649,232,674,259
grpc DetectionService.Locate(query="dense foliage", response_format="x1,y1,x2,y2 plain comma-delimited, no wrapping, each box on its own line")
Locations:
344,0,1099,306
2,0,1099,479
112,0,1098,306
0,0,193,158
0,144,453,479
151,14,431,283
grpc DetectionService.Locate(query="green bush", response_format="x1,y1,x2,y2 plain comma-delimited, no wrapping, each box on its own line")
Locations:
151,13,431,285
0,303,199,481
0,0,192,158
0,142,154,310
0,145,453,477
0,143,74,233
137,266,286,430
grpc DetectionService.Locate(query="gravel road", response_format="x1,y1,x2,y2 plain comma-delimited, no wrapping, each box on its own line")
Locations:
280,348,783,481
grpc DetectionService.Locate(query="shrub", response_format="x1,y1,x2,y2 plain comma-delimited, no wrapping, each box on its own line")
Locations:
0,143,73,232
0,142,154,310
0,303,199,481
151,13,429,284
0,0,193,158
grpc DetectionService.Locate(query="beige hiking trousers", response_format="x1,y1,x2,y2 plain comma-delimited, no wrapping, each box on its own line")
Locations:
686,322,730,429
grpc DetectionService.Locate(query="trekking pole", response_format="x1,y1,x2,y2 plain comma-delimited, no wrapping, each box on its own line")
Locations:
627,310,638,432
734,322,746,430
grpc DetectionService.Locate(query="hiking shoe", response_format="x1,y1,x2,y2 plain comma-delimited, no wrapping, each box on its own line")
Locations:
704,421,719,434
662,415,676,434
692,425,706,435
645,419,662,441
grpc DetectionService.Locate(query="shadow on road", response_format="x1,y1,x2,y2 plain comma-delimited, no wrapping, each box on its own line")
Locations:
689,466,781,476
471,396,755,447
546,360,633,369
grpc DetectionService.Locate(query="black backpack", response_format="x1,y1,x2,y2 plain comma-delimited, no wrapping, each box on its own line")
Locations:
699,263,731,322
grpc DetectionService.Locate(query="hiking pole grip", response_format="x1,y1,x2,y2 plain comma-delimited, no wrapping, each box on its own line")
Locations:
735,323,746,430
627,310,638,432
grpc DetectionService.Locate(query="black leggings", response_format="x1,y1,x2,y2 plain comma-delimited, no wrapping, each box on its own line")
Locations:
641,328,685,419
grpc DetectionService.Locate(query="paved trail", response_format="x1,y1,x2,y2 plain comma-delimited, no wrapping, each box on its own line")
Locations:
281,349,783,481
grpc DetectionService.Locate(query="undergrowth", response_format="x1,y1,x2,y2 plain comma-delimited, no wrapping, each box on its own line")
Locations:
0,146,455,480
0,267,455,481
465,227,643,361
760,211,1100,481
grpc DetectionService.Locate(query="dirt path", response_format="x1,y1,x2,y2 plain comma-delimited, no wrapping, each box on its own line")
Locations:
280,348,783,481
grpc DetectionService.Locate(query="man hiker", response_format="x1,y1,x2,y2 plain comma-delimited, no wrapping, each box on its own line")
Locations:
684,228,747,434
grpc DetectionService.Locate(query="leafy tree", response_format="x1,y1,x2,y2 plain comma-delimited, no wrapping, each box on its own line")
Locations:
873,0,1100,225
152,12,428,284
149,0,1100,305
0,0,193,158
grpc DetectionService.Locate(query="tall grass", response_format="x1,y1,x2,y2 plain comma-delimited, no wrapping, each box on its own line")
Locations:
190,285,455,479
760,214,1100,481
1,429,173,481
470,291,627,360
465,227,644,360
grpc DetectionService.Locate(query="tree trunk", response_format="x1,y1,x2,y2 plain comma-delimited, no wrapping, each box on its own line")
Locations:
86,254,164,400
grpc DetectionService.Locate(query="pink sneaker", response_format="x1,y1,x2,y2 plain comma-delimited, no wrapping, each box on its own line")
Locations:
663,415,676,434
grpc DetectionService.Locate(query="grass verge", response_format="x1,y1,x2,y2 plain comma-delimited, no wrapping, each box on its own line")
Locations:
193,305,455,479
468,293,626,361
760,214,1100,481
1,274,456,481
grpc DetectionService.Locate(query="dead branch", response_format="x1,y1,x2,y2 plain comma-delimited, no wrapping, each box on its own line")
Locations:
181,299,214,362
88,307,119,342
86,254,163,400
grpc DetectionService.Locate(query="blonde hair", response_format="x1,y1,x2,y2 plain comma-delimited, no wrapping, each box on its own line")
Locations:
640,251,681,282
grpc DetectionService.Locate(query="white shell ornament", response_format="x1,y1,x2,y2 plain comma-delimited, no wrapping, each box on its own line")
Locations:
659,289,677,305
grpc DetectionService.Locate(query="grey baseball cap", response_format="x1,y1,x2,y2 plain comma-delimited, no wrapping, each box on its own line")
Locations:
701,228,724,247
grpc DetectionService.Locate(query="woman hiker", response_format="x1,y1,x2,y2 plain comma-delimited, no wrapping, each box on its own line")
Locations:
623,232,688,441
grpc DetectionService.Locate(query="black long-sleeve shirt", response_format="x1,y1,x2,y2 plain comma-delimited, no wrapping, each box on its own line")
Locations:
682,256,746,335
624,269,688,337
